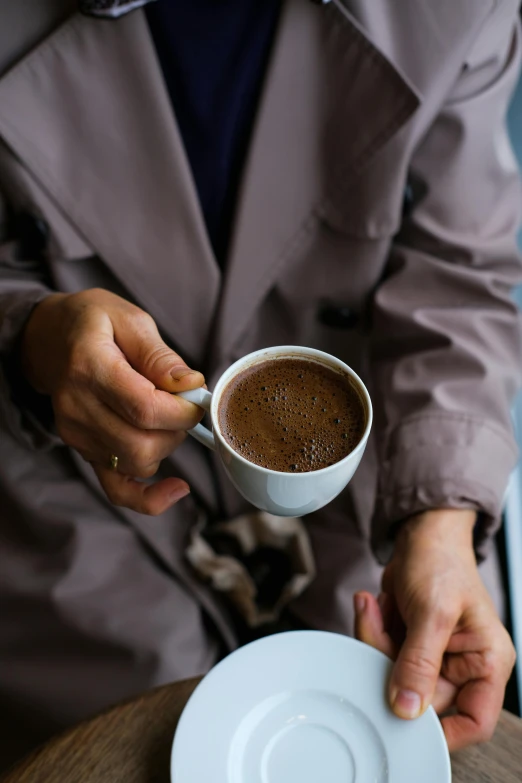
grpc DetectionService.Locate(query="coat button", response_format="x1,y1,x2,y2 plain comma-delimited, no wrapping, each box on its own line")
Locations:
402,183,414,218
14,212,49,260
402,177,427,218
317,303,359,329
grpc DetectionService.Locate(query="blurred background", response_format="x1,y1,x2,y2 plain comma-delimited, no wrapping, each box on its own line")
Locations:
502,66,522,716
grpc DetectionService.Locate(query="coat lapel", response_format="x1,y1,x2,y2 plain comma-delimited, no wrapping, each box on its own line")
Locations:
212,0,420,362
0,9,219,366
213,0,494,362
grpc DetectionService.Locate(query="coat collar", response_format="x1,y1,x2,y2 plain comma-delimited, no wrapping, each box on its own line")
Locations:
211,0,494,361
210,0,421,361
0,0,417,369
0,0,491,367
0,9,220,366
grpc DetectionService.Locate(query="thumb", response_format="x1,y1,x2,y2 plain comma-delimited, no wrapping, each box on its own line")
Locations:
390,613,453,720
113,311,205,392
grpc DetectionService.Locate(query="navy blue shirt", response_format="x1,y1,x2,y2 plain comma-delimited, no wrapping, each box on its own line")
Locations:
145,0,281,266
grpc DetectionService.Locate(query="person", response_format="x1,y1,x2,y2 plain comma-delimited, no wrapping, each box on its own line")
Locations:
0,0,520,768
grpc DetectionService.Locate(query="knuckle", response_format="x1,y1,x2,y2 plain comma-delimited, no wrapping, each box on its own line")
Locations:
126,435,158,471
127,395,155,430
67,344,92,384
476,649,498,680
411,595,455,633
414,591,454,625
142,343,176,377
400,648,441,681
132,309,156,331
139,436,160,466
431,606,455,631
486,649,500,678
126,438,147,467
134,461,160,480
72,287,102,304
72,288,112,311
500,635,517,673
489,628,516,674
53,389,73,420
65,290,90,312
55,389,85,425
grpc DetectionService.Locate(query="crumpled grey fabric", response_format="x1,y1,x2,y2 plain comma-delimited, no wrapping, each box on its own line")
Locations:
78,0,156,18
186,512,316,628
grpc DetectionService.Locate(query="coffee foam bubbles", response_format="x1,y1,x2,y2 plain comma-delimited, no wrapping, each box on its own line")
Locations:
218,357,365,473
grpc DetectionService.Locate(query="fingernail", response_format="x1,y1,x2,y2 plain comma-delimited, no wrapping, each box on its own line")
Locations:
170,486,190,501
354,594,366,614
171,367,196,381
391,688,422,719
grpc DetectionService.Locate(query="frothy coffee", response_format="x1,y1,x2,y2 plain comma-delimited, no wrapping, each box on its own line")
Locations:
218,357,366,472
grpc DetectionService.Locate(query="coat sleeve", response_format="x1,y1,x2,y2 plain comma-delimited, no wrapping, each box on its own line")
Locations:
370,4,522,562
0,190,60,449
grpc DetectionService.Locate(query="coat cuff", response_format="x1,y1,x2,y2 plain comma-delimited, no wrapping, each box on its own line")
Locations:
0,289,61,450
371,413,518,564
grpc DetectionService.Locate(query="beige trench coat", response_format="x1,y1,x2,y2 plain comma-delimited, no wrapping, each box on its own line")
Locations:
0,0,521,767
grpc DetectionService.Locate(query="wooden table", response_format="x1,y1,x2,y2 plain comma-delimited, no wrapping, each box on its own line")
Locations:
2,678,521,782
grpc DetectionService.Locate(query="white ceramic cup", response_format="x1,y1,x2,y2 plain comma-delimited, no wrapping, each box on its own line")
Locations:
178,346,372,517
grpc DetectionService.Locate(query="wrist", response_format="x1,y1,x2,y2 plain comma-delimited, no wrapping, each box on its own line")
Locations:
396,509,477,555
20,292,68,394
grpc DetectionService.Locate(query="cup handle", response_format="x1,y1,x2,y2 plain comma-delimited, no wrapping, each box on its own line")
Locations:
176,388,215,451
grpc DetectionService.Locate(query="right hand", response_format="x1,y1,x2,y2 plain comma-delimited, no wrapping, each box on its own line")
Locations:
21,288,206,515
354,510,516,750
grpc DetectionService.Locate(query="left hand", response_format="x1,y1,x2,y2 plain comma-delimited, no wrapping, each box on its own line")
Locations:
354,509,516,750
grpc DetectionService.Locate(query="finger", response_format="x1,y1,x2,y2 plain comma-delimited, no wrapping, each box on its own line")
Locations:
441,650,498,688
354,593,458,716
60,399,187,477
441,676,505,751
389,610,456,720
87,432,186,478
441,630,515,699
99,427,186,479
432,677,458,716
111,309,205,392
94,466,190,516
444,615,516,681
87,349,205,431
353,592,397,659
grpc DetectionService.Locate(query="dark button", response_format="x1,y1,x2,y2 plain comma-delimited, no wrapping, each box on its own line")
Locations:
14,211,49,261
317,303,359,330
402,183,415,218
402,177,427,219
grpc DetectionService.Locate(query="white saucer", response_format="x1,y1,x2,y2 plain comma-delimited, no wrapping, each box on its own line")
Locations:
171,631,451,783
